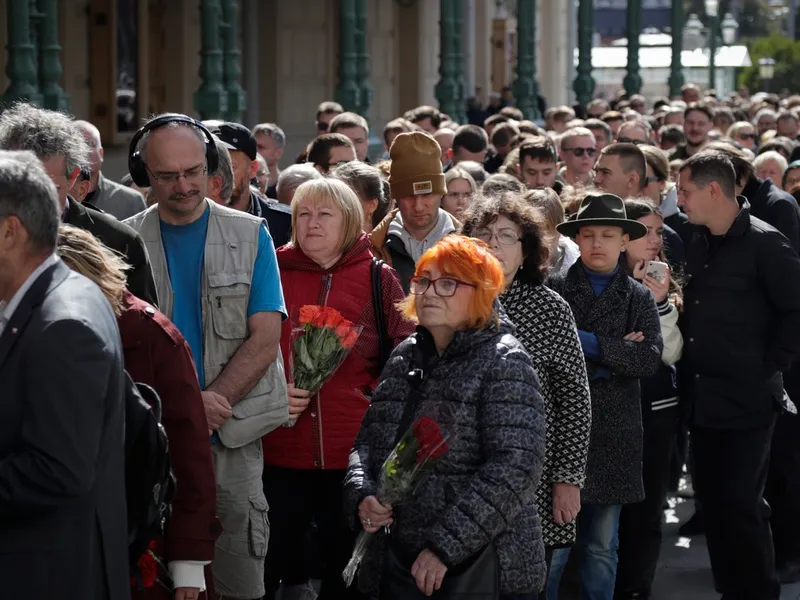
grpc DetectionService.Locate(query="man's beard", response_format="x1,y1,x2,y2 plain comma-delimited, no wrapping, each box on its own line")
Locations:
228,175,249,209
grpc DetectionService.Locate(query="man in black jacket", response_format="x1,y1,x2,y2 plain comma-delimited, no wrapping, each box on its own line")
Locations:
677,150,800,600
707,141,800,252
0,103,158,306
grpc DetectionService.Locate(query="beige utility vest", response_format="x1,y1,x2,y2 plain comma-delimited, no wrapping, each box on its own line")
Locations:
125,199,274,403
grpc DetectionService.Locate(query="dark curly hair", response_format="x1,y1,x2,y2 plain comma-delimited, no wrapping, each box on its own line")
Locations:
460,193,550,286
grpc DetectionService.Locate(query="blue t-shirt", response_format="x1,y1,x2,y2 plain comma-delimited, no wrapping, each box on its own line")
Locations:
160,205,286,388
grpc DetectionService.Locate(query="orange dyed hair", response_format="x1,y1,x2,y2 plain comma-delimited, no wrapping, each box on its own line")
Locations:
398,234,505,329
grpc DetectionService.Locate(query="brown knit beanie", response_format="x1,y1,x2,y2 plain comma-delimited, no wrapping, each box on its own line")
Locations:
388,132,447,199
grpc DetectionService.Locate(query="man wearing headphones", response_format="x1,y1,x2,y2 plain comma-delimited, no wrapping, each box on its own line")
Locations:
124,114,287,600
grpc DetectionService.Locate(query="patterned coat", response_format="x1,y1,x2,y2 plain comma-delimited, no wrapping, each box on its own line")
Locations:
500,279,592,547
547,261,663,505
344,316,547,596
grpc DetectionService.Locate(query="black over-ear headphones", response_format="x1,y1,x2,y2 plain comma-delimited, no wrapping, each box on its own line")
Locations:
128,114,219,187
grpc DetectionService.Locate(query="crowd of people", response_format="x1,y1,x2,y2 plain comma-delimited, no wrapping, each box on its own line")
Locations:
0,79,799,600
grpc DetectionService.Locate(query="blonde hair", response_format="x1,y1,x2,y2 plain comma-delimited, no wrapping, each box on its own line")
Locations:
56,224,129,316
558,126,594,150
290,178,365,255
445,167,478,194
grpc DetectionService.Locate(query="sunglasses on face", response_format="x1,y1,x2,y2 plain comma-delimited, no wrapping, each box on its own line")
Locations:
317,122,329,132
617,136,649,146
738,133,758,140
562,147,596,158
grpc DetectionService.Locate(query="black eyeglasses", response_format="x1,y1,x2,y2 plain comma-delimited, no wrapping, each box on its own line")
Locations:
562,147,596,158
738,133,759,140
617,136,650,146
409,276,476,297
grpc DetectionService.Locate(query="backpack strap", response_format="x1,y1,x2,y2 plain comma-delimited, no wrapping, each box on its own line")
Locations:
371,257,391,369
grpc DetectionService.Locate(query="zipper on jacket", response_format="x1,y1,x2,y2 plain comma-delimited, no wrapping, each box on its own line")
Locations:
315,272,333,469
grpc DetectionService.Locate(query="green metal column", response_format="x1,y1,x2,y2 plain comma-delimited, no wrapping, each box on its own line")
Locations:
513,0,539,121
335,0,360,113
220,0,246,122
36,0,69,111
708,14,718,92
354,0,372,118
436,0,465,123
194,0,228,120
623,0,642,96
573,0,595,108
2,0,42,106
668,0,684,98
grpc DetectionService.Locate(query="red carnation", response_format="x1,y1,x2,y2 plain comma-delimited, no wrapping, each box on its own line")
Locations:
131,541,158,589
412,417,448,461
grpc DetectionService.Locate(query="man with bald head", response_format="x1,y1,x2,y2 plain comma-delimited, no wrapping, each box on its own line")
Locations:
74,120,146,220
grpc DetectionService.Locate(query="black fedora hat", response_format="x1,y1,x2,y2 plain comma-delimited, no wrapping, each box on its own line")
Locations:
557,193,648,240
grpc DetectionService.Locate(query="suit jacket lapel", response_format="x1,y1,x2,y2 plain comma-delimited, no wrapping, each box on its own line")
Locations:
0,262,69,370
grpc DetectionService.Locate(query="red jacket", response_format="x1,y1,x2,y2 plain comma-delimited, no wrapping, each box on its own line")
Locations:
119,292,221,599
262,234,415,470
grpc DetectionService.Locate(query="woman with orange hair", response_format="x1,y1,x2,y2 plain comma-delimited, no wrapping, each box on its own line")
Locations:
344,235,548,600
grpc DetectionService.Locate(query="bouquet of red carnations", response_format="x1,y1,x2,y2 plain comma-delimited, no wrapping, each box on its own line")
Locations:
342,416,450,586
289,305,362,394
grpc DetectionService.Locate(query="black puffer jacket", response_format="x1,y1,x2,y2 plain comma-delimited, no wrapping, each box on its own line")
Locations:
344,316,547,596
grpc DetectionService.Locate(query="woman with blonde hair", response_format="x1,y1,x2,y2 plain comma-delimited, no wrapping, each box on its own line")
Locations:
345,235,547,599
443,166,478,221
262,177,415,600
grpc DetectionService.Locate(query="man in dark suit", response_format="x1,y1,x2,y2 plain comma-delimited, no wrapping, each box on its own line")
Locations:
0,150,130,599
0,102,158,306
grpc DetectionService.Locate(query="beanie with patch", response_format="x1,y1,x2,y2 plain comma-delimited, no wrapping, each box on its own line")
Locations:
388,132,447,199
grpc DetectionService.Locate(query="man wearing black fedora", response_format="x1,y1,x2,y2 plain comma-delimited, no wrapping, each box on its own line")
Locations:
546,193,663,600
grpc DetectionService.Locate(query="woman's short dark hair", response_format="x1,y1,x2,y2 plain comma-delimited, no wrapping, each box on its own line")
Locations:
460,193,550,286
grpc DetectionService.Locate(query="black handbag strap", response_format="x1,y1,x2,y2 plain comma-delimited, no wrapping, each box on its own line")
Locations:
371,257,391,370
391,327,434,447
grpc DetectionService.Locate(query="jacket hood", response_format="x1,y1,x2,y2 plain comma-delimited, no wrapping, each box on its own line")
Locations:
277,232,373,272
369,208,399,250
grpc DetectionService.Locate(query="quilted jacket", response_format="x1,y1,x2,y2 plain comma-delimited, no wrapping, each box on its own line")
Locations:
344,315,547,596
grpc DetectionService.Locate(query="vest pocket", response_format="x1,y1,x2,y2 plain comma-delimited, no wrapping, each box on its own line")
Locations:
208,273,250,339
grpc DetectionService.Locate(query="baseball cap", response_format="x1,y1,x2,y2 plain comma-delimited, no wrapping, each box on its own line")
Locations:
215,122,258,161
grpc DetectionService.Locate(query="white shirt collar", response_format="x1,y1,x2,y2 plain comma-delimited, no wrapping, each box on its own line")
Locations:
0,254,59,335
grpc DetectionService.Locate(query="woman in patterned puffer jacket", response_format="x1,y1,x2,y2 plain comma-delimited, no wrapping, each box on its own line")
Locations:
344,235,547,600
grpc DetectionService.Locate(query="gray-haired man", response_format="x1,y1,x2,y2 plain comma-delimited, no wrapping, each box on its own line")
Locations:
0,150,129,600
253,123,285,198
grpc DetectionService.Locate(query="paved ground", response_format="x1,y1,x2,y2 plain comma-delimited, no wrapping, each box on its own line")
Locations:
647,496,800,600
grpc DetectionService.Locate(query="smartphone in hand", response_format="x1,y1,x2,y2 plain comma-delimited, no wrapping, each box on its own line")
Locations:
645,260,668,283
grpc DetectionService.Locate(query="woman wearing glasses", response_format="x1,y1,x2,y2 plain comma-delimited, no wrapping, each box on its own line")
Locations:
345,235,548,600
462,195,592,600
727,121,759,152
